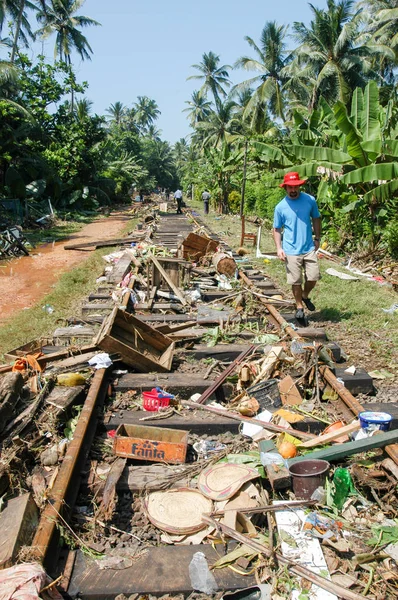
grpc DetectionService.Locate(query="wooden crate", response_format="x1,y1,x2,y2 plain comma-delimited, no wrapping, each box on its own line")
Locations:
4,338,55,362
150,257,191,291
114,423,188,464
94,307,174,372
178,232,218,262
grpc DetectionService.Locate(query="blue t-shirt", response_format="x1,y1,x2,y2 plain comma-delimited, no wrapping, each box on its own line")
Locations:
273,192,320,255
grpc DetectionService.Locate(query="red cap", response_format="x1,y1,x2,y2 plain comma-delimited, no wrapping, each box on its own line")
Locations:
280,172,307,188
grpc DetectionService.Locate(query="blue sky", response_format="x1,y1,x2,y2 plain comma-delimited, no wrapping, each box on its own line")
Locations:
29,0,327,143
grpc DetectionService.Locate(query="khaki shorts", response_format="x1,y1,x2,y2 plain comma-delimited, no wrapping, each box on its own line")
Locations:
285,250,320,285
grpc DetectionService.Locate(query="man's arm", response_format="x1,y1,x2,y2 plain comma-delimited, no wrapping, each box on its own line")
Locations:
273,228,286,261
312,217,321,251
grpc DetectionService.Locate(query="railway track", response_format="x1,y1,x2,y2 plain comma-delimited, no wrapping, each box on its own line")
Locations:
1,200,397,599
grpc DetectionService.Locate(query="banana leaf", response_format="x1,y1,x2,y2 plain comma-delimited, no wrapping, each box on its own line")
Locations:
284,145,351,163
252,141,292,166
333,101,368,167
361,81,381,142
363,179,398,203
341,162,398,184
350,87,363,131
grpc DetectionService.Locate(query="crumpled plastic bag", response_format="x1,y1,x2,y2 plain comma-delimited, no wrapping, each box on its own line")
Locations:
0,562,62,600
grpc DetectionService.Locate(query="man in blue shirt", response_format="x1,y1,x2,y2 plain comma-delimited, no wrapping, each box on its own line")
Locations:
273,172,321,322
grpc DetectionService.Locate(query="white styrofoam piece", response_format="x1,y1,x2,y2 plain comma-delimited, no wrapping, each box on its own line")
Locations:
273,503,337,600
241,409,273,438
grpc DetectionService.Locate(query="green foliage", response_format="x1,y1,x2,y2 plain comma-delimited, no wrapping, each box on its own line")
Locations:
228,190,241,213
251,174,283,221
383,218,398,257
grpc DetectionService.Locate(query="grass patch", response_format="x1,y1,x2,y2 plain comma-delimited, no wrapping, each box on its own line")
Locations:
0,248,110,359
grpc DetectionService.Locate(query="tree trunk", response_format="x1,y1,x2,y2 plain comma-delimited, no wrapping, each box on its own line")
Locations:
212,252,237,277
10,0,25,64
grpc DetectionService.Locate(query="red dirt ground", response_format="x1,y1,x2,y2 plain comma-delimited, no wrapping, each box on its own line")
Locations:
0,211,131,324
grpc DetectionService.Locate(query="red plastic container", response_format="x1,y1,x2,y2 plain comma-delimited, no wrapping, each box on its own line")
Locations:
142,388,172,412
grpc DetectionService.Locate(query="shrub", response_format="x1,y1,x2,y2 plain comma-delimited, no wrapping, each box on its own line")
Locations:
228,190,241,214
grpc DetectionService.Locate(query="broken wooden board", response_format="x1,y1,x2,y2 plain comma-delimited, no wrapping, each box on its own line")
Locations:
45,385,85,417
278,375,302,406
299,421,361,449
289,429,398,465
0,372,24,433
53,326,96,346
106,252,132,284
64,237,141,250
68,544,256,598
0,493,39,569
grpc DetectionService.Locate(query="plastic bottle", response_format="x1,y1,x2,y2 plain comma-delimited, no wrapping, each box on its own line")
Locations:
333,467,355,510
188,552,218,594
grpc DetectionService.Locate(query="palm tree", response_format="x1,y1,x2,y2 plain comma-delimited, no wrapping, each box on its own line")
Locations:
290,0,383,109
0,0,37,62
234,21,291,122
36,0,100,63
195,100,240,149
145,123,162,141
188,51,231,111
183,90,212,128
105,101,126,126
75,97,92,121
36,0,100,110
133,96,160,132
357,0,398,87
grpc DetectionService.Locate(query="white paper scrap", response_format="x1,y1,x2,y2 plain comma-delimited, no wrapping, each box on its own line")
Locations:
273,503,337,600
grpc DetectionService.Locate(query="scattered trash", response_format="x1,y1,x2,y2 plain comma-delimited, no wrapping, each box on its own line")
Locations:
42,303,54,314
381,302,398,314
189,551,218,595
87,353,113,369
325,268,359,280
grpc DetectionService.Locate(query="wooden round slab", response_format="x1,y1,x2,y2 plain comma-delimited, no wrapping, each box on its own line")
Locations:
145,488,213,534
198,463,260,501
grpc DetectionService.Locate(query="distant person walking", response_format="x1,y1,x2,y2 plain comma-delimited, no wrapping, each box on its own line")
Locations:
174,189,183,214
202,190,211,214
273,172,321,323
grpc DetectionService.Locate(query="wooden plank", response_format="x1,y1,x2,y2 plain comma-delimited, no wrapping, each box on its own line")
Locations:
45,386,85,416
64,237,140,250
289,429,398,464
107,252,132,284
68,544,256,598
0,493,39,569
150,255,187,306
299,421,361,448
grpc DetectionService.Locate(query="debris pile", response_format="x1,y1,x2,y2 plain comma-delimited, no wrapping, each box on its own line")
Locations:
0,198,397,599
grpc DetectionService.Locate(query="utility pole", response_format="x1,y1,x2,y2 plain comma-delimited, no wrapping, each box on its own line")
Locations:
239,140,248,218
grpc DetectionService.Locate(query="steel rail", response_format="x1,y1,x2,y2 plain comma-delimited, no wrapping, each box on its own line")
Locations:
31,368,109,571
